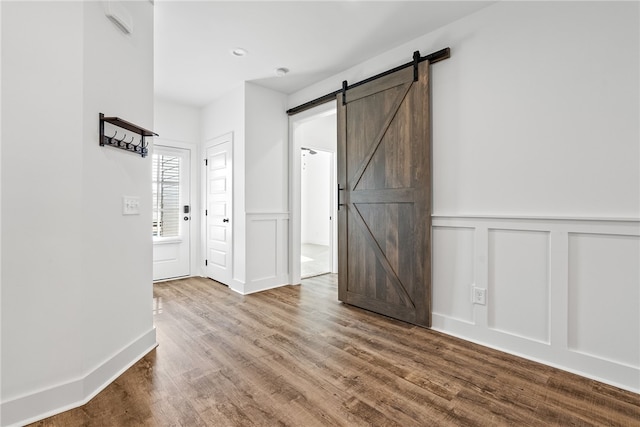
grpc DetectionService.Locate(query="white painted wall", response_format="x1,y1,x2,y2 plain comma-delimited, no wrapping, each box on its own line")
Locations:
155,98,201,144
1,2,156,425
290,1,639,219
2,1,84,409
244,83,288,214
297,113,337,153
301,150,331,246
244,83,289,292
81,0,155,380
288,1,640,392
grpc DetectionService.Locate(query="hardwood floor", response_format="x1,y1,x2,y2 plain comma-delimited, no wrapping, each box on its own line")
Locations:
31,275,639,426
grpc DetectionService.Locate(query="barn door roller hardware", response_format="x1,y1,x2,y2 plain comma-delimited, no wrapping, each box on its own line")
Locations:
341,80,348,106
288,47,450,115
99,113,158,158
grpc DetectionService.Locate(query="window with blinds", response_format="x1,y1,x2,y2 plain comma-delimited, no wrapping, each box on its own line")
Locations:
152,154,181,238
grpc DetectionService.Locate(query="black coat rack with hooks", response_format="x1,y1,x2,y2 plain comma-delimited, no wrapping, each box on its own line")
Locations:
99,113,158,158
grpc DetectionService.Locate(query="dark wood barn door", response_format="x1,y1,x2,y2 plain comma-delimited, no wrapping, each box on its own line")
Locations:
337,61,431,327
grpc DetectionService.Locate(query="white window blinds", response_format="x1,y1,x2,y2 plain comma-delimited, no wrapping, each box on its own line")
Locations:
152,154,181,238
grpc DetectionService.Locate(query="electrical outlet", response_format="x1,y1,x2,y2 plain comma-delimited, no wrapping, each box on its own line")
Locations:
472,287,487,305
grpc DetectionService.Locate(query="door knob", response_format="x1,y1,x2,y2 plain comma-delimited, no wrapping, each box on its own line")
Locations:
183,216,189,221
223,218,229,223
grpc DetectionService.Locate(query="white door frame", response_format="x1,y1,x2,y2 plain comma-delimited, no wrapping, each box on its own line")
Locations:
152,140,198,280
289,101,338,285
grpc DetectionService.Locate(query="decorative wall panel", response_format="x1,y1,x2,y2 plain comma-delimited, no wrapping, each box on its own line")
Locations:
432,226,475,323
431,215,639,392
488,229,550,343
568,233,640,367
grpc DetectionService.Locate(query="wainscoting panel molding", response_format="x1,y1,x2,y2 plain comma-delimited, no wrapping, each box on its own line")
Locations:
432,226,475,324
245,212,290,294
568,232,640,367
488,229,550,344
431,215,640,393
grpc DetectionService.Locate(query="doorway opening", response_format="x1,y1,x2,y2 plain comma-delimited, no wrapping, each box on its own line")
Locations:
301,147,333,278
290,101,337,283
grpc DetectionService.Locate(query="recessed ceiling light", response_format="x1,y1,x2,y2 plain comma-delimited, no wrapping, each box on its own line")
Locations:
275,67,289,77
231,48,247,57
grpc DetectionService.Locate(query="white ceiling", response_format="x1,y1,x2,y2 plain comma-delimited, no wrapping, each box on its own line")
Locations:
154,1,495,107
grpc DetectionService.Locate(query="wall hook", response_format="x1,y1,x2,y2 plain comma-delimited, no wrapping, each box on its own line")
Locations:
99,113,158,158
118,133,129,147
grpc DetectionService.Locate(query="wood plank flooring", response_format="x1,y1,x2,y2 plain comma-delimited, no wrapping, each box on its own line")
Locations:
31,275,640,426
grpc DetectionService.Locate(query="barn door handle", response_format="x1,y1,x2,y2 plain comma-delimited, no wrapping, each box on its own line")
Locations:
337,185,345,210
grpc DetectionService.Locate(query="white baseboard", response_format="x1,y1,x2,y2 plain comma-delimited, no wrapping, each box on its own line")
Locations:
242,277,290,295
1,328,157,427
432,317,640,394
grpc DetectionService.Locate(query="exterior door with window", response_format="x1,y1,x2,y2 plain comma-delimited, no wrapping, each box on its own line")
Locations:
152,146,191,281
337,61,431,327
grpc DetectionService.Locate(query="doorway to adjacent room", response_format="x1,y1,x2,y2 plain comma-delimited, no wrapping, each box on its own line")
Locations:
290,102,338,282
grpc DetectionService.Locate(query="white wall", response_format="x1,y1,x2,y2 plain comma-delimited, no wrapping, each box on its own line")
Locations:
290,1,639,219
301,150,331,246
244,83,289,293
297,113,337,153
1,2,157,425
288,1,640,392
244,83,288,213
431,1,639,218
1,1,85,410
81,0,156,383
155,98,201,144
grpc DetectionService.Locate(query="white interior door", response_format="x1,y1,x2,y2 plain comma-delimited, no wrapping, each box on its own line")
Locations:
152,146,191,281
205,135,233,286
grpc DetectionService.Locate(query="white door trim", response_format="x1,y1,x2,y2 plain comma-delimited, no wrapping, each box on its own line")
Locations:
289,101,338,285
153,139,200,278
152,143,192,281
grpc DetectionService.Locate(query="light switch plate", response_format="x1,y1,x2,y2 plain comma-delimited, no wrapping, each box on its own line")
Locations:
122,196,140,215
